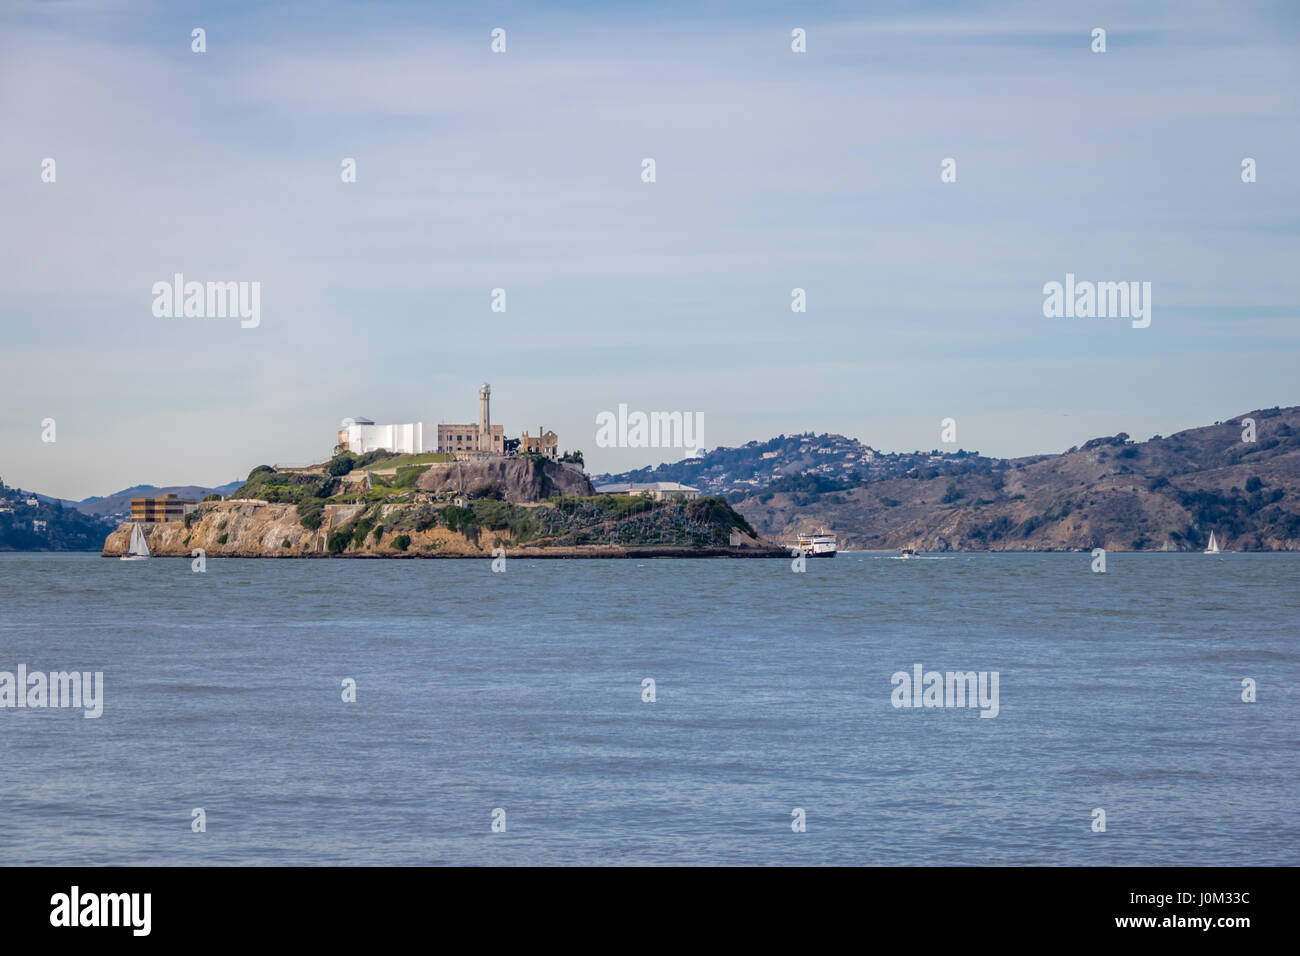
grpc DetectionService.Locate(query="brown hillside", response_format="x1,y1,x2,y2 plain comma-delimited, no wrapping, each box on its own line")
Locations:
733,406,1300,551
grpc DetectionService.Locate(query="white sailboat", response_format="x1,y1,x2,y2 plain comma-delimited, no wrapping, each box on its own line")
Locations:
1204,531,1220,555
121,522,151,561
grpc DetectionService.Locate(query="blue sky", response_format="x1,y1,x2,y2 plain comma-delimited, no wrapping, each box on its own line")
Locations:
2,0,1297,499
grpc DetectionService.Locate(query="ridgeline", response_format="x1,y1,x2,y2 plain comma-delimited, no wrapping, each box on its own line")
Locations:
730,406,1300,551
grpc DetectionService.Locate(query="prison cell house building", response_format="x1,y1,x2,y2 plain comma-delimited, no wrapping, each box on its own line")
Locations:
437,423,505,456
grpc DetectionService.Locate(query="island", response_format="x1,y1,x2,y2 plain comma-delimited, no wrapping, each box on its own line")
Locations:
102,453,784,558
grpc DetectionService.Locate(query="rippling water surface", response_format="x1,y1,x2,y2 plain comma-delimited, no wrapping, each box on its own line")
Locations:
1,551,1296,865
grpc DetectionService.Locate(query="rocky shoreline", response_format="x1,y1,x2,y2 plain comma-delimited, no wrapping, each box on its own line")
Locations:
101,498,785,559
100,546,788,559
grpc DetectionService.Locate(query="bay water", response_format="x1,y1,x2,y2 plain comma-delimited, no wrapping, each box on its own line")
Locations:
1,552,1295,865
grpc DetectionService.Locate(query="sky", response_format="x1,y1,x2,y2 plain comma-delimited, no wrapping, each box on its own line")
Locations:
1,0,1298,500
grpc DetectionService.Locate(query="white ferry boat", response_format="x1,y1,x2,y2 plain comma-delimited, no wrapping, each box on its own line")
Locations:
796,530,837,558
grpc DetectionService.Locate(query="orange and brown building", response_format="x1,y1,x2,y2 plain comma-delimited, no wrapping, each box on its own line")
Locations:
130,493,195,523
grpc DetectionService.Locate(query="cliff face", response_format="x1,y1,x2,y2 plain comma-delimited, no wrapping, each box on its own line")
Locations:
415,457,594,500
104,500,362,557
733,406,1300,551
102,493,778,558
102,500,529,557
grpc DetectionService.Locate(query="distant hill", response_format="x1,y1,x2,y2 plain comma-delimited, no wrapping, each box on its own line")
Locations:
72,482,242,518
594,433,992,497
0,478,241,550
0,480,115,552
730,406,1300,552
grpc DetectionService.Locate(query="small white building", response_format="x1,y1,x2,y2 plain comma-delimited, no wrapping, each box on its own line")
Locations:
338,417,440,456
594,481,701,501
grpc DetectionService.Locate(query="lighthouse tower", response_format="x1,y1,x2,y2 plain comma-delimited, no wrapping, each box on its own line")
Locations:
478,383,491,452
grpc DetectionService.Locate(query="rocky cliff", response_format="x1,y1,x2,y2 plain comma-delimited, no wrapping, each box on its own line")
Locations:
415,457,594,500
102,493,777,558
103,500,368,557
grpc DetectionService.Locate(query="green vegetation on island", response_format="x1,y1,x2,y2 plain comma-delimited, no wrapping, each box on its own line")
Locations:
146,453,769,557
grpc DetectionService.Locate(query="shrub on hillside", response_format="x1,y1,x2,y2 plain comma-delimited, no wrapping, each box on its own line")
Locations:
684,496,756,536
392,465,430,489
297,501,324,530
354,450,398,468
592,494,657,520
471,500,514,530
438,505,483,544
325,454,356,476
